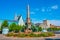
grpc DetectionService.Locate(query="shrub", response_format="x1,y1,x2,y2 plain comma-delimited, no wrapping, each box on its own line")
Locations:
36,34,41,37
6,32,14,37
17,33,26,37
40,32,49,37
5,32,55,37
28,33,41,37
47,27,60,31
28,33,36,37
47,32,55,36
13,34,18,37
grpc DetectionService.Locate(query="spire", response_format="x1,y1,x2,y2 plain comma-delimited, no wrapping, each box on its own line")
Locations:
27,4,30,18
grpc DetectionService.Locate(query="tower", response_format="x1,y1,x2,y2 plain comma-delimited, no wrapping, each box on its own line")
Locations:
26,4,31,29
43,20,50,29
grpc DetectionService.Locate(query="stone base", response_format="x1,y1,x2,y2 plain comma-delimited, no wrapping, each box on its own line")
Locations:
24,28,32,34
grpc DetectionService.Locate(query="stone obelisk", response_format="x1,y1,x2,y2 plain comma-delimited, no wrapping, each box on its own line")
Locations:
25,4,32,33
27,4,31,29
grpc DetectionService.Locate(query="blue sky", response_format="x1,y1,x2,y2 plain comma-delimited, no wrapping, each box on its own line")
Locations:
0,0,60,26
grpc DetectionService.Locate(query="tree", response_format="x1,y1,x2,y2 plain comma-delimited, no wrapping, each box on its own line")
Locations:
38,27,42,32
15,25,22,32
1,20,8,27
21,25,26,32
9,23,23,32
47,27,59,31
1,20,9,30
31,25,37,32
9,23,16,32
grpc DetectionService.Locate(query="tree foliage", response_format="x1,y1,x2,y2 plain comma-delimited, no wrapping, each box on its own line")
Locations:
31,25,37,32
38,27,42,32
9,23,25,32
1,20,8,27
47,27,60,31
31,25,42,32
9,23,16,32
1,20,8,31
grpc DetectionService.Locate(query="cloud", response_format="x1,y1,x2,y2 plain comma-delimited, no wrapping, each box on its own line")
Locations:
30,11,35,14
51,5,58,9
41,5,58,12
41,7,52,12
41,8,45,12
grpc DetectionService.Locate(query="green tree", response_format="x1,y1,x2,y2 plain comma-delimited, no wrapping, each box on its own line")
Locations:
31,25,37,32
38,27,42,32
1,20,8,30
9,23,23,32
21,25,26,32
47,27,59,31
9,23,16,32
1,20,8,27
15,25,25,32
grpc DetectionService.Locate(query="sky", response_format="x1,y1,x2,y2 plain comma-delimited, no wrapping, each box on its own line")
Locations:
0,0,60,26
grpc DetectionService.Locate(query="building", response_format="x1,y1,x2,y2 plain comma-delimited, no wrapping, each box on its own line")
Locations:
18,16,25,26
35,20,50,29
39,23,44,28
43,20,50,29
13,13,25,26
50,24,55,28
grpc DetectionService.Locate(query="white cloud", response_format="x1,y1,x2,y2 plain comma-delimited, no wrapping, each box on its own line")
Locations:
40,5,58,12
51,5,58,9
41,8,45,12
30,11,35,14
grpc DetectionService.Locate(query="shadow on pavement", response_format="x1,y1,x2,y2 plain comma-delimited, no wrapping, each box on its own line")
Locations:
45,38,60,40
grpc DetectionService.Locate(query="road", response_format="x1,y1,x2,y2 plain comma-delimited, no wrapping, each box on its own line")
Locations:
0,34,60,40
